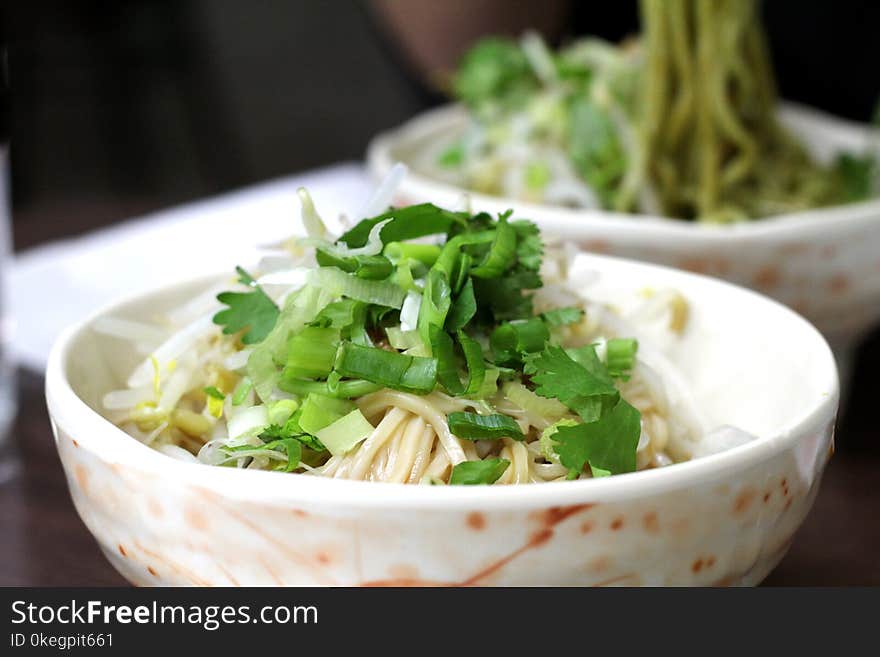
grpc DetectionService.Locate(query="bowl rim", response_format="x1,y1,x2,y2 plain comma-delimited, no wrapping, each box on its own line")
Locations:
366,102,880,243
46,254,839,511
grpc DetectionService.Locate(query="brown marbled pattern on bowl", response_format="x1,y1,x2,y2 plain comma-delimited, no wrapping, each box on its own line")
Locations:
54,424,831,586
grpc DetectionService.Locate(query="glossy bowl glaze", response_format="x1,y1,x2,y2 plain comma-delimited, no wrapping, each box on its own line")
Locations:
46,255,838,586
368,103,880,374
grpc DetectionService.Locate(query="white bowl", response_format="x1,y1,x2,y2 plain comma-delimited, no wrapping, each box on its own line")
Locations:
368,103,880,368
46,255,838,586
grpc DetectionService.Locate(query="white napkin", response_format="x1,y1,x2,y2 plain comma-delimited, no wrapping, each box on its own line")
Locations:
9,162,374,371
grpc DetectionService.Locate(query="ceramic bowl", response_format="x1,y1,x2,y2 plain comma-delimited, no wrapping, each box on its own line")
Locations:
46,255,838,586
368,103,880,375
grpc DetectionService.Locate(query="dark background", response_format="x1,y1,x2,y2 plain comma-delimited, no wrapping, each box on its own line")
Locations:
6,0,880,248
0,1,879,585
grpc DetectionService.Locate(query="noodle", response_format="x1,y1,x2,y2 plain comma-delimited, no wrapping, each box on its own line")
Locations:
112,293,694,485
434,0,875,221
639,0,859,220
105,178,715,485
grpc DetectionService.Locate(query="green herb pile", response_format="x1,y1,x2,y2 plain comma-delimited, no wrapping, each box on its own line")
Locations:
212,202,641,484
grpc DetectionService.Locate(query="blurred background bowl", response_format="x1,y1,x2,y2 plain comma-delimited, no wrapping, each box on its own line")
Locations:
368,103,880,382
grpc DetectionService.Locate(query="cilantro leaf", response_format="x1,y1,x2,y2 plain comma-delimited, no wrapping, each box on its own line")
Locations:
339,203,467,248
453,38,536,109
219,437,303,472
213,267,280,345
270,438,303,472
315,249,393,280
834,153,876,202
565,345,615,385
472,268,541,322
259,416,326,452
548,398,642,475
449,458,510,485
568,98,627,208
511,220,543,271
470,215,517,279
541,306,584,327
438,142,465,168
524,345,619,422
491,318,550,366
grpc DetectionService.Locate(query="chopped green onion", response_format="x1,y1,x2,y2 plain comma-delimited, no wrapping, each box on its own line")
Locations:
309,299,368,339
392,259,422,292
315,409,375,457
203,386,225,400
308,267,406,309
449,458,510,485
429,326,461,395
445,278,476,332
541,307,585,327
417,269,452,347
231,377,253,406
279,377,382,399
477,367,501,399
386,326,425,351
297,393,355,435
458,331,486,396
384,242,441,267
203,386,225,417
267,398,300,426
432,231,495,278
447,411,524,441
314,247,356,272
428,327,486,396
227,404,269,440
352,255,394,280
605,338,638,380
247,285,336,401
525,161,551,190
449,251,472,294
539,418,578,462
298,187,328,238
490,318,549,365
334,342,437,395
503,381,568,423
284,326,339,379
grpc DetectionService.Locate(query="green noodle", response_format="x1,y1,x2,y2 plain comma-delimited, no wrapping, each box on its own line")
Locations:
638,0,835,220
448,0,877,222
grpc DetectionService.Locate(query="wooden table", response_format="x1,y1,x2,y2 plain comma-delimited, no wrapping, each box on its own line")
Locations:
2,203,879,585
